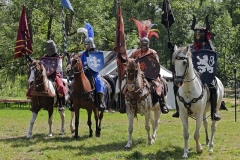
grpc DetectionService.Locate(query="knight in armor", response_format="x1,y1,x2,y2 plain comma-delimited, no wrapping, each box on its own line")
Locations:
129,18,169,114
26,40,66,111
43,40,66,111
171,15,221,121
79,22,107,109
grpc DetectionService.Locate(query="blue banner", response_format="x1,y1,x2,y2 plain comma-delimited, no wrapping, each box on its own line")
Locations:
61,0,74,12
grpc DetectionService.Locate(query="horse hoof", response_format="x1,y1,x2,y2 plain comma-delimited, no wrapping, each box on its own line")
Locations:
96,134,101,137
209,148,213,152
71,130,75,133
59,132,64,135
125,144,131,148
182,155,188,158
48,133,53,137
26,136,31,140
74,136,79,139
197,147,203,153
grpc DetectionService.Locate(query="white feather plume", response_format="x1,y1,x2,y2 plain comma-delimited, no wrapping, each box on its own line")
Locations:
77,27,88,37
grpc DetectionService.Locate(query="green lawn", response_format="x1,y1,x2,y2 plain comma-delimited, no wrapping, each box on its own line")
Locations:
0,103,239,160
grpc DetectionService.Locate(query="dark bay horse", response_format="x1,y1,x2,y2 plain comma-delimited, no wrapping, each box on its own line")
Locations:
68,53,115,138
26,60,65,138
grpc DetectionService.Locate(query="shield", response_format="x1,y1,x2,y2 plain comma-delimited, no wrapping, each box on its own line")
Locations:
138,53,160,79
87,51,104,72
40,57,59,76
192,49,218,85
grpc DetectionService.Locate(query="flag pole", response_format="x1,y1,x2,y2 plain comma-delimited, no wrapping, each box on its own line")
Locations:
117,0,122,111
164,0,173,67
61,7,67,55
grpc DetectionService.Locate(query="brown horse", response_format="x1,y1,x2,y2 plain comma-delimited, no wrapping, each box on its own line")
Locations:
26,60,65,138
68,53,115,138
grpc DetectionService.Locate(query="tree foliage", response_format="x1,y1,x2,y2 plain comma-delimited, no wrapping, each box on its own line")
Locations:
0,0,239,96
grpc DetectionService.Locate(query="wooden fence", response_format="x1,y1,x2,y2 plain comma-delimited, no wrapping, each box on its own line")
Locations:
0,99,31,108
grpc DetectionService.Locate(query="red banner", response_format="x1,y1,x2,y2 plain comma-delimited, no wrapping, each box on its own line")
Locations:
113,0,127,88
14,5,33,60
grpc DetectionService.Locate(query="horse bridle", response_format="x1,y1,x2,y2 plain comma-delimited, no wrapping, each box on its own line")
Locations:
70,56,83,74
174,56,196,83
34,63,43,81
174,55,205,119
33,63,47,87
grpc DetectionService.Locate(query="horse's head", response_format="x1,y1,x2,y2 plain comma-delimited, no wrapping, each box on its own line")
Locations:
125,57,142,91
172,45,192,87
65,53,76,76
69,53,83,74
28,60,46,85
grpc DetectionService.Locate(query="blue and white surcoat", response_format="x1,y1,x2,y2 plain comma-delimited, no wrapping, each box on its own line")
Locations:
80,51,105,94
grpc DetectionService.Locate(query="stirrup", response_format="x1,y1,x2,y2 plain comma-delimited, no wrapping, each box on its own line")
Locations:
172,111,179,118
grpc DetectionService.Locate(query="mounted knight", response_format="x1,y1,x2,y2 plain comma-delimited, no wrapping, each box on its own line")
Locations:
77,21,108,110
26,40,67,111
123,18,169,114
171,15,222,121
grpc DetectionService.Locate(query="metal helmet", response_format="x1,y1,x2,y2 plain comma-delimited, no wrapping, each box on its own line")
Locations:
140,37,150,48
191,15,211,44
46,40,57,56
84,37,96,50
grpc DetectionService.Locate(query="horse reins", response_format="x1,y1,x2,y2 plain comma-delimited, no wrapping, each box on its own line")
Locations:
174,55,206,120
71,57,84,74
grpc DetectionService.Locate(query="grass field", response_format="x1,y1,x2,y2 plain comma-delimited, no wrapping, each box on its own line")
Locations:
0,100,240,160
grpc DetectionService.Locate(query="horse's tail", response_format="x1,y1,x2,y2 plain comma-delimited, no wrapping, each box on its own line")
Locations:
102,75,116,105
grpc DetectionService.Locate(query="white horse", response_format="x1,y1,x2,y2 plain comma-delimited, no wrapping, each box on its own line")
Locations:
122,57,162,148
172,45,224,158
27,61,68,138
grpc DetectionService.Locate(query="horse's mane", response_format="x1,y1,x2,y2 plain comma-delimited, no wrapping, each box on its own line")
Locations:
172,45,201,78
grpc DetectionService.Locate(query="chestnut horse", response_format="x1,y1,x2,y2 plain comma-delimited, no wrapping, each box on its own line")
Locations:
123,57,161,148
68,54,115,138
26,60,65,138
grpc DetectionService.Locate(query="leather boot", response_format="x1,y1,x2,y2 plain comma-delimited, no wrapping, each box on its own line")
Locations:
58,96,65,111
211,94,221,121
172,99,179,117
98,93,106,109
172,85,179,118
68,98,74,112
159,96,169,114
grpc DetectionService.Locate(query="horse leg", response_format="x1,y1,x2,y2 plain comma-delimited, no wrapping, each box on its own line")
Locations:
48,109,53,137
145,114,152,145
70,111,75,133
26,112,38,139
203,112,209,145
125,112,134,148
58,110,65,135
74,108,80,139
195,114,203,154
179,111,189,158
209,120,217,152
96,110,103,137
151,103,161,142
87,109,93,137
